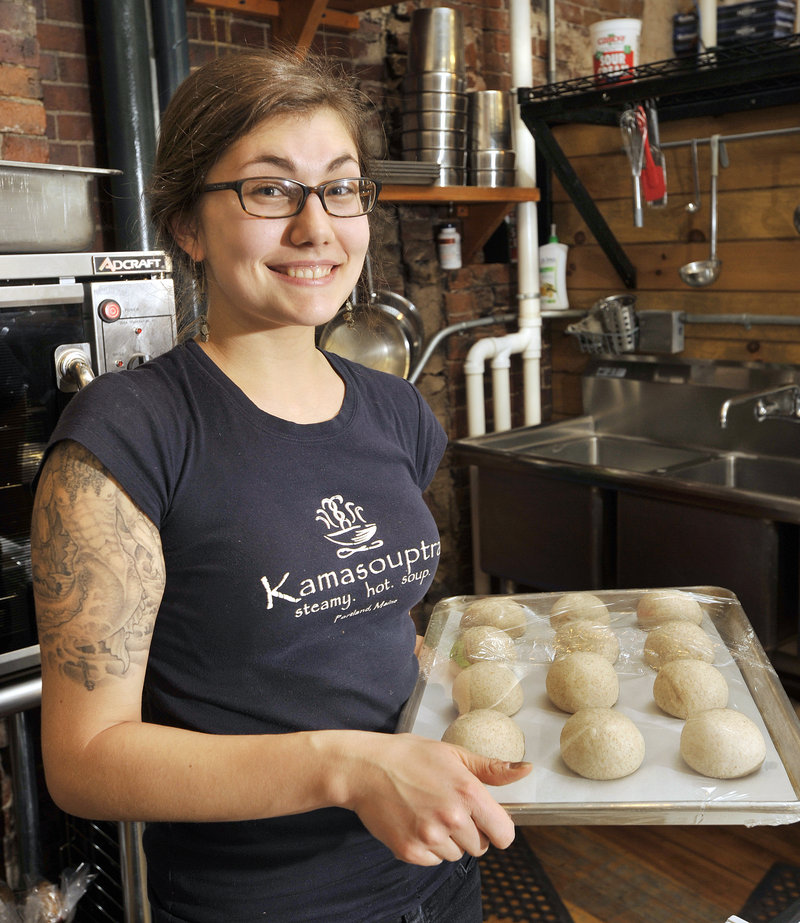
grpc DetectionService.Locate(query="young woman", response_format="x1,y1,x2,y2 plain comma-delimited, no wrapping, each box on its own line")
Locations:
30,50,530,922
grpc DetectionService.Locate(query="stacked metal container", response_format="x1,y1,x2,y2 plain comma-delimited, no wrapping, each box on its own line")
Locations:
467,90,516,186
401,7,467,186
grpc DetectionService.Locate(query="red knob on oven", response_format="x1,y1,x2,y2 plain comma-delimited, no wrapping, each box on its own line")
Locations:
99,299,122,322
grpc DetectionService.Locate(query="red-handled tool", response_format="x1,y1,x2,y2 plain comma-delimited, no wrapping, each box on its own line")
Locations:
638,105,666,204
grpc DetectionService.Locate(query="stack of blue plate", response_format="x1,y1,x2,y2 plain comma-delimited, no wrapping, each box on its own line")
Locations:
673,0,796,55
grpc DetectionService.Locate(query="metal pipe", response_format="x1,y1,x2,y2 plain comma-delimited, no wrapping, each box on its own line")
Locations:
408,313,515,383
119,821,152,923
94,0,158,250
661,126,800,150
8,712,42,882
682,313,800,327
150,0,190,114
0,677,41,718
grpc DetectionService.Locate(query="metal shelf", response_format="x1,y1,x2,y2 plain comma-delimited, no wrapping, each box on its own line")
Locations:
519,35,800,124
518,36,800,287
380,185,540,263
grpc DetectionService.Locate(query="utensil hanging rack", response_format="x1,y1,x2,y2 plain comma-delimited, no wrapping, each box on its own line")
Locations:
518,35,800,289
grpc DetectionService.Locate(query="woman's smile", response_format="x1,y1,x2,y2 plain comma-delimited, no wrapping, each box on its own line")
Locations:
274,263,337,281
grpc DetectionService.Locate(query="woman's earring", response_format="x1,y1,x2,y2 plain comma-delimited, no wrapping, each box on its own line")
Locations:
343,299,355,329
199,314,210,342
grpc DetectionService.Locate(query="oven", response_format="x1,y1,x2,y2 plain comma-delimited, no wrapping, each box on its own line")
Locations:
0,250,175,920
0,250,175,673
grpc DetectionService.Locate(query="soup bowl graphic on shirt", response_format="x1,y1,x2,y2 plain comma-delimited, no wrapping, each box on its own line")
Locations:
316,495,384,558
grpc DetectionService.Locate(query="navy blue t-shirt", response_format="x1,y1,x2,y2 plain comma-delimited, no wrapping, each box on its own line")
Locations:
48,341,451,922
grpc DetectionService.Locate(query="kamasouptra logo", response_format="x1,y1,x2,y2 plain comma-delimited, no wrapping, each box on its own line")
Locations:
316,494,384,559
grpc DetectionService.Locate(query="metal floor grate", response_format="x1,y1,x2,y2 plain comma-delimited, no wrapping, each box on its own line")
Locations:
60,817,124,923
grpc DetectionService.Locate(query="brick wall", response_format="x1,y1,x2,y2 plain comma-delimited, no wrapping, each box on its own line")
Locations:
0,0,46,161
36,0,98,168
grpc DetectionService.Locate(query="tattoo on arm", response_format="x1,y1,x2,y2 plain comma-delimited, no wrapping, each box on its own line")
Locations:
31,442,165,691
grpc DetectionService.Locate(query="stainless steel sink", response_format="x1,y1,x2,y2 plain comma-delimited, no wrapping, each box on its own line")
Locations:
518,435,712,474
670,454,800,500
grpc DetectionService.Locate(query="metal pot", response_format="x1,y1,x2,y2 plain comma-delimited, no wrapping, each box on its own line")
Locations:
319,257,424,379
0,160,120,252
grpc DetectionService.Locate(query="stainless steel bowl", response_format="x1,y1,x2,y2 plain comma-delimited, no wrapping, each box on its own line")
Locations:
468,149,516,170
468,168,516,187
408,7,465,75
467,90,512,151
408,91,469,114
401,129,467,151
432,167,466,187
402,148,467,169
402,110,468,133
402,71,468,95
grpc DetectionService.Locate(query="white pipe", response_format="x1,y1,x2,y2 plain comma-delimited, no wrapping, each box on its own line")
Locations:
463,0,542,438
491,343,514,431
464,325,542,436
465,0,543,593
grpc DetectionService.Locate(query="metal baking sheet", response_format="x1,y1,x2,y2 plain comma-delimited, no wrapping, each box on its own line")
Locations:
397,586,800,825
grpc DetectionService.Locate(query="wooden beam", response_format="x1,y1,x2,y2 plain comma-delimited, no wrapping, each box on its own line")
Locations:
191,0,280,17
189,1,360,32
275,0,329,50
328,0,388,9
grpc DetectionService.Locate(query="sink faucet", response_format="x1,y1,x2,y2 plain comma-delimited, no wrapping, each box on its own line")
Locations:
720,384,800,428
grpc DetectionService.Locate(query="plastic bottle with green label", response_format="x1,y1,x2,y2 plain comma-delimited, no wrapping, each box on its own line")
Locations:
538,224,569,309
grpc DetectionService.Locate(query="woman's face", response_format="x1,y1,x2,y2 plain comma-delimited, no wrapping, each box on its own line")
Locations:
179,108,370,335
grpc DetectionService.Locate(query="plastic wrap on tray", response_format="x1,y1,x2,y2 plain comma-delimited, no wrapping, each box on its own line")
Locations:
397,586,800,825
0,864,97,923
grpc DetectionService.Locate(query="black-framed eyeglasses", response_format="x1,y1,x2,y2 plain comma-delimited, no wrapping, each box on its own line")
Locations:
201,176,381,219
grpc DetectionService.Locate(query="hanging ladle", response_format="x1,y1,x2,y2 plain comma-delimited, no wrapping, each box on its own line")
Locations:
679,134,721,287
685,138,700,213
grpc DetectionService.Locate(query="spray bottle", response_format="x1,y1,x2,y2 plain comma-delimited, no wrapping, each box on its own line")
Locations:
538,224,569,309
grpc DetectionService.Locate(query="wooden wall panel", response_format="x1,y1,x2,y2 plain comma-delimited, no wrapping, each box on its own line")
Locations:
546,103,800,416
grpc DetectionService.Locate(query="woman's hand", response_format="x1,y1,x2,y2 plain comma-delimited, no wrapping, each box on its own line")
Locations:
327,731,531,866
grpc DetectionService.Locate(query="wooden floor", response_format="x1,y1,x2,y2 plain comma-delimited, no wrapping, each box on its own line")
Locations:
520,822,800,923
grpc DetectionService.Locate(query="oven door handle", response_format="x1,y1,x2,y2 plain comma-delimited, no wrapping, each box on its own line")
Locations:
0,281,84,308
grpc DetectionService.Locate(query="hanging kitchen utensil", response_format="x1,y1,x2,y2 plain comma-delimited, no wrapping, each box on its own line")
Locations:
318,254,423,378
679,134,722,287
620,107,645,228
364,253,424,357
685,138,701,213
642,100,667,207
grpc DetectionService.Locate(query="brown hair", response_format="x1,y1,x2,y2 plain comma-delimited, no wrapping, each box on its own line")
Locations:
147,48,379,336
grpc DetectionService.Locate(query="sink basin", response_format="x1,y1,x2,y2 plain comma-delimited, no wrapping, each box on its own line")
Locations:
518,436,712,474
671,455,800,500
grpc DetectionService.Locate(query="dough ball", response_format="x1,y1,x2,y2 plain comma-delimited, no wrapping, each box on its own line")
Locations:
560,708,645,780
554,622,620,663
452,661,524,716
653,659,729,718
451,625,516,668
546,651,619,713
643,621,715,671
549,592,610,629
460,597,527,639
442,709,525,761
637,589,704,628
680,708,766,778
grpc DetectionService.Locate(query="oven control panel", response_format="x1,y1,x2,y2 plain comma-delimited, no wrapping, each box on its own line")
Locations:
89,277,177,375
